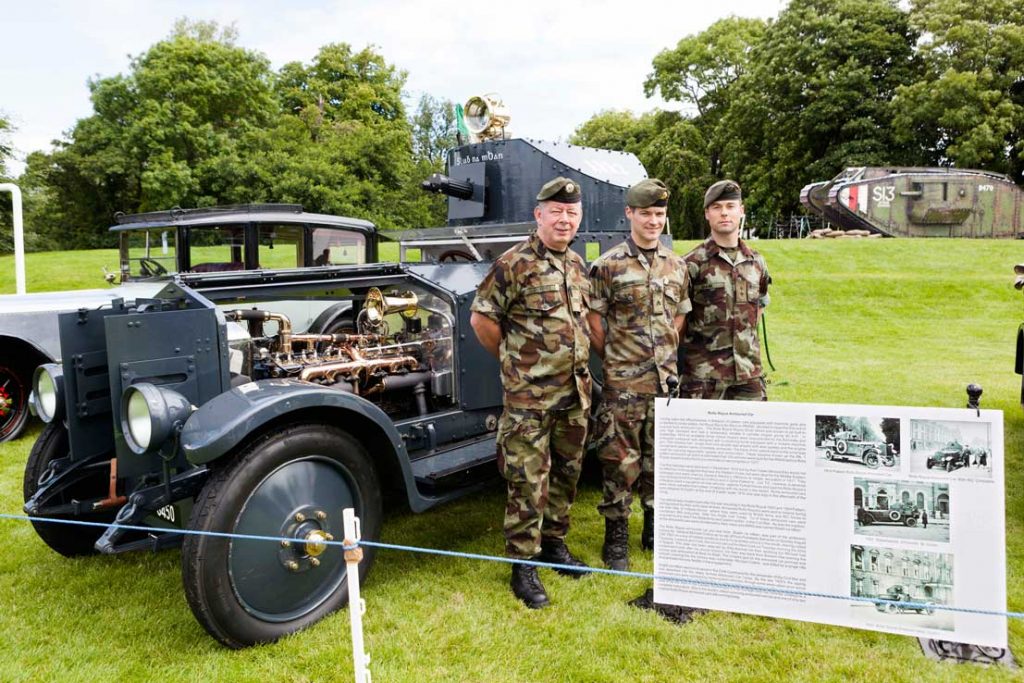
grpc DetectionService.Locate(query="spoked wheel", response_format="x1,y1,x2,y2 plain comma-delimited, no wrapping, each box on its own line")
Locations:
438,249,476,263
823,449,834,460
880,453,895,467
0,363,30,442
182,424,382,648
22,423,116,556
863,451,880,469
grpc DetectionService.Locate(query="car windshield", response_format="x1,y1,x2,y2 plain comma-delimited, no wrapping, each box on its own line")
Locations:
119,228,179,280
120,224,251,280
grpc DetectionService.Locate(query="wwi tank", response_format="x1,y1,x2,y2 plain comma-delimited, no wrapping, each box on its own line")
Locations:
800,167,1024,237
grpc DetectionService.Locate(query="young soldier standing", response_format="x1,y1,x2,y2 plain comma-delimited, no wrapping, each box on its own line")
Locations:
680,180,770,401
470,177,592,609
587,179,690,570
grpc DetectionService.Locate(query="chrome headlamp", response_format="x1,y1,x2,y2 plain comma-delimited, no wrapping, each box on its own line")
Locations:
32,364,65,423
120,383,193,454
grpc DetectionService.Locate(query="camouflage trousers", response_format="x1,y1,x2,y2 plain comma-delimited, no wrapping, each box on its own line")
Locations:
496,406,588,558
679,377,767,401
593,390,655,520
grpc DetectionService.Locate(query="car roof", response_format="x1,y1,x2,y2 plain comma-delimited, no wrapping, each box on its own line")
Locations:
108,204,376,234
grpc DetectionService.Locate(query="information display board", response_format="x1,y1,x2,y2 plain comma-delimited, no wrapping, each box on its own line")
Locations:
653,399,1006,648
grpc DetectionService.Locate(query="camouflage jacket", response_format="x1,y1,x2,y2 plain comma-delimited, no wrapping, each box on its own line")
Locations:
590,238,691,395
681,237,770,382
471,233,592,411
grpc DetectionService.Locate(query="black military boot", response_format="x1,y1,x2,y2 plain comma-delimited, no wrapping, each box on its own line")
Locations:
537,537,589,579
641,509,654,551
510,562,550,609
602,517,629,571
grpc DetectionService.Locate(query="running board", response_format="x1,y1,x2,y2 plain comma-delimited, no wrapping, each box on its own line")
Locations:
411,435,497,492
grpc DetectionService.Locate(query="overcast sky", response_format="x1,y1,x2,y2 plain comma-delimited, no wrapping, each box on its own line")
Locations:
1,0,785,176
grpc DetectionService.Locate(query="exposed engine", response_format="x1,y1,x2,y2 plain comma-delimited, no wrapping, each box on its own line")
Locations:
225,287,454,418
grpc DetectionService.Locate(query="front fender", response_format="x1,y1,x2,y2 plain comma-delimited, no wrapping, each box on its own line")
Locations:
180,377,414,488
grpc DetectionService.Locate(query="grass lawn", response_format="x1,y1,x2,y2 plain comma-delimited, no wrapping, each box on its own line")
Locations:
1,238,1023,682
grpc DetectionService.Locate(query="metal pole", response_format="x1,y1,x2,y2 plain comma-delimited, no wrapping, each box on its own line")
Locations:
343,508,371,683
0,183,25,294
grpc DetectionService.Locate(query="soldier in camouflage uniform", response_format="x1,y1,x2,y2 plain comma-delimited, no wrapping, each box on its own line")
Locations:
680,180,770,400
470,177,592,609
587,179,690,570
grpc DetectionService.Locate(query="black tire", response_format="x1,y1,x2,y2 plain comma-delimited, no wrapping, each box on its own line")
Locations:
863,451,880,469
880,453,895,468
836,440,848,455
309,303,356,335
926,460,934,470
0,360,31,442
824,449,834,460
182,424,382,648
904,516,917,527
22,423,115,556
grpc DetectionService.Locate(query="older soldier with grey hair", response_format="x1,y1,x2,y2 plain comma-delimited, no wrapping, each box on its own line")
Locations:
587,178,690,570
679,180,771,401
470,177,592,609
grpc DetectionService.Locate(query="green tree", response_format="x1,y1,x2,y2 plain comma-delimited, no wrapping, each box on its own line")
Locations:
571,110,655,156
411,95,459,167
24,20,279,248
258,44,443,230
645,16,767,177
718,0,923,217
0,114,12,179
891,0,1024,180
0,114,13,253
572,110,710,238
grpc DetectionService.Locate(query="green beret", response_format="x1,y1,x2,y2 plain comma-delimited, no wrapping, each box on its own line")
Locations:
626,178,670,208
704,179,742,208
536,176,582,203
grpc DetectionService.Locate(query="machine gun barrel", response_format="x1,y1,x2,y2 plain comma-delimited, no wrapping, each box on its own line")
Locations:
421,173,474,200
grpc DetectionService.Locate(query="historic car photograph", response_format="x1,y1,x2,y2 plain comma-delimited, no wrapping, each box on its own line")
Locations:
853,479,950,542
814,415,900,471
909,419,993,479
849,545,954,631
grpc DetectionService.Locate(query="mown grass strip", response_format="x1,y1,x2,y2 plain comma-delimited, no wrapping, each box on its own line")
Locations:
0,238,1022,682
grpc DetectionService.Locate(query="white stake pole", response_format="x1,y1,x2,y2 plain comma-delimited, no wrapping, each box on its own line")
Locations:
0,184,26,294
343,508,371,683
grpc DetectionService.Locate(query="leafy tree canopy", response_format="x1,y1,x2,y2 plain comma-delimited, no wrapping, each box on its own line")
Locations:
23,21,446,248
719,0,923,216
892,0,1024,179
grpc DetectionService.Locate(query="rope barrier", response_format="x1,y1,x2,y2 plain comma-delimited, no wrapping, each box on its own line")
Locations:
2,512,1019,620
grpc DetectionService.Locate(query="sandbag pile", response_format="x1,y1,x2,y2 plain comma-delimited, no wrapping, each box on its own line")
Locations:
809,228,881,239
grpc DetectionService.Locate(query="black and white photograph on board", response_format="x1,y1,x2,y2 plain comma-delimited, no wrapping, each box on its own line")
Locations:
909,418,992,479
853,479,950,543
815,415,900,471
850,545,954,631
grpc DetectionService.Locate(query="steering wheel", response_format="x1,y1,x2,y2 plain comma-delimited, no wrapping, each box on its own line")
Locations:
139,257,168,277
438,249,477,263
